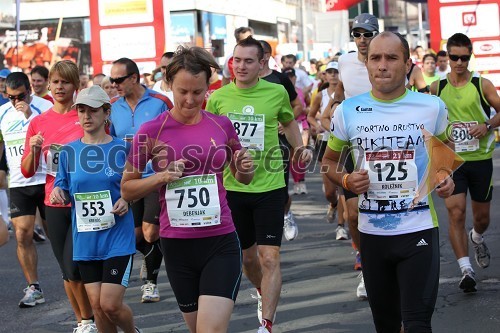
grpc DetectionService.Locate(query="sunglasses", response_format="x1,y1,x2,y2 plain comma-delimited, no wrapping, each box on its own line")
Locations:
8,92,28,101
351,31,378,39
109,73,133,84
326,69,338,74
448,54,471,62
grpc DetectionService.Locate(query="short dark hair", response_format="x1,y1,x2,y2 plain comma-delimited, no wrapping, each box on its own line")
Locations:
165,46,220,85
284,54,297,64
367,32,410,62
161,51,174,60
234,27,254,41
6,72,31,91
436,50,447,58
422,53,437,63
235,36,264,61
30,66,49,80
259,40,272,54
112,57,140,83
446,33,472,53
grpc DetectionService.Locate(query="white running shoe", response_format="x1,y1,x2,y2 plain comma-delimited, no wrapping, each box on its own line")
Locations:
74,323,98,333
356,272,368,299
283,211,298,241
293,183,300,195
298,182,308,194
326,204,337,224
141,281,160,303
335,225,349,240
18,285,45,308
459,268,477,293
257,327,270,333
469,230,490,269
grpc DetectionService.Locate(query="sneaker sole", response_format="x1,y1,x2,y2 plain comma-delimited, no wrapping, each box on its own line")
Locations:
357,294,368,300
459,276,477,293
19,298,45,308
141,297,160,303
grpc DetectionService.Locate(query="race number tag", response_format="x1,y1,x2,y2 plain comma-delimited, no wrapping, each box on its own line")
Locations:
452,121,479,152
46,144,63,177
166,174,221,228
364,150,418,200
227,113,265,151
5,138,24,162
74,190,115,232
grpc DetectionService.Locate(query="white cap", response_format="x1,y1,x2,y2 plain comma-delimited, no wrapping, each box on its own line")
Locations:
326,62,339,71
73,85,110,108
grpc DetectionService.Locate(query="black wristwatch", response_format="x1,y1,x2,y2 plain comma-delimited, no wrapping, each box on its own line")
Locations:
485,121,492,131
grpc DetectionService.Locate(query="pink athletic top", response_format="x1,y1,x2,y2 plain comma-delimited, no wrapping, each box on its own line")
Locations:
129,110,241,239
22,108,83,207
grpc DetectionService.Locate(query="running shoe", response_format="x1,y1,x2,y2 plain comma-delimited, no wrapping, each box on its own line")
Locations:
283,211,298,241
469,230,490,269
354,251,362,271
356,272,367,300
33,224,46,242
293,183,300,195
73,323,98,333
19,285,45,308
298,182,308,194
335,225,349,240
257,327,270,333
139,258,147,282
459,268,477,293
141,281,160,303
326,204,337,224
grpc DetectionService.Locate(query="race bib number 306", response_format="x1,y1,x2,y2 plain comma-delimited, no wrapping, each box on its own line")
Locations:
227,113,265,151
166,174,221,228
364,150,418,200
452,121,479,152
74,190,115,232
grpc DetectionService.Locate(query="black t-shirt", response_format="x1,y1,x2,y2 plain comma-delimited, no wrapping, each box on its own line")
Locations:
262,70,298,102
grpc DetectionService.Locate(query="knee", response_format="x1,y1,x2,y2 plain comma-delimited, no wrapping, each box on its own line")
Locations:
15,227,33,246
447,206,466,223
258,250,280,272
100,300,121,320
142,224,159,243
242,251,259,269
324,189,337,203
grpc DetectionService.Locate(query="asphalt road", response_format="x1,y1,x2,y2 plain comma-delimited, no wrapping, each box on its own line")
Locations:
1,151,500,332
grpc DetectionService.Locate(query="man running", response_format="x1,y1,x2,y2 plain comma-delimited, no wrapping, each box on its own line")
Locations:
323,31,454,332
207,36,312,333
30,66,54,104
430,32,500,293
0,72,52,307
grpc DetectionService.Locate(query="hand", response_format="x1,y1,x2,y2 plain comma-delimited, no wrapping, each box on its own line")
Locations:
160,159,187,183
234,148,253,174
278,123,285,135
29,131,44,152
435,175,455,198
111,198,129,216
293,146,313,164
49,187,69,205
468,123,489,139
14,100,32,118
346,170,370,195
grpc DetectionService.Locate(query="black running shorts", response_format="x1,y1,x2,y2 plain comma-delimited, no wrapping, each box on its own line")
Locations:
131,190,160,227
78,255,134,287
10,184,46,219
452,159,493,202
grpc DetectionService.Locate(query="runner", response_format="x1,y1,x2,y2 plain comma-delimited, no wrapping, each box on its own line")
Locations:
0,72,52,307
436,50,450,79
323,31,454,332
0,69,11,106
206,36,312,333
152,51,175,101
430,32,500,293
307,61,348,240
30,66,54,104
122,46,253,333
421,54,440,86
109,57,172,303
50,85,139,333
221,27,254,86
320,13,380,299
21,60,96,332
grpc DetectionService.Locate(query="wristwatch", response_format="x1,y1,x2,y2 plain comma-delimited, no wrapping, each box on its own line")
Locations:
485,121,492,131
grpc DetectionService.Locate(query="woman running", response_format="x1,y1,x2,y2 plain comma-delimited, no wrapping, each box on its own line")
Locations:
50,85,138,333
121,46,254,333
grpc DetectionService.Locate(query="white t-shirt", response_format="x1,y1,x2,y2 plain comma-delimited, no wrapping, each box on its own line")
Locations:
152,81,175,104
0,95,52,187
294,67,313,91
338,52,372,99
436,68,450,80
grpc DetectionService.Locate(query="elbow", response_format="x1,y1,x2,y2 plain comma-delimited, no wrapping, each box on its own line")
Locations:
20,164,34,178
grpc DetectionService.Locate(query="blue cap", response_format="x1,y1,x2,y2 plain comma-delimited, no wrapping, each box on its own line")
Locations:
0,68,11,79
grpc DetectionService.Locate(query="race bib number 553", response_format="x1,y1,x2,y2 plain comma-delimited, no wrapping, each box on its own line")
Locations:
74,190,115,232
364,150,418,200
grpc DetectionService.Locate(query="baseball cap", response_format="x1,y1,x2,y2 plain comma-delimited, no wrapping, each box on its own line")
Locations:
0,68,11,79
73,85,110,108
326,62,339,71
352,13,379,32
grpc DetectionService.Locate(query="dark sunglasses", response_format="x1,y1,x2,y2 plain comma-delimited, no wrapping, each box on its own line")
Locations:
109,73,133,84
325,69,338,74
351,31,378,39
448,54,471,62
8,92,28,101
